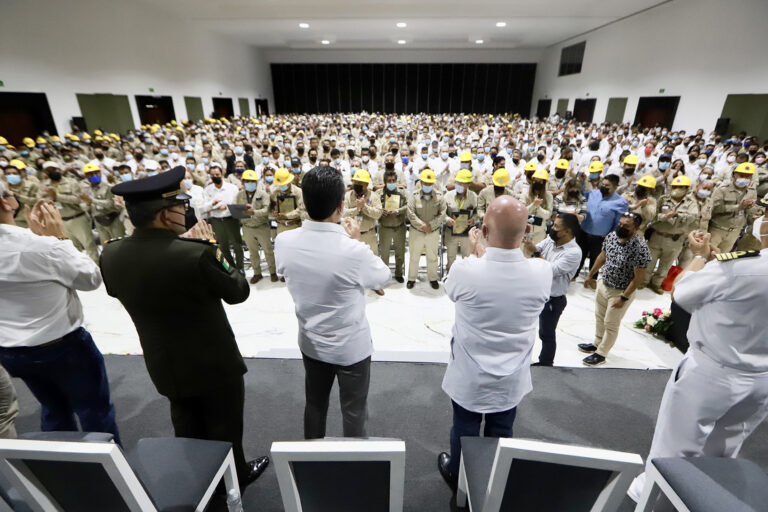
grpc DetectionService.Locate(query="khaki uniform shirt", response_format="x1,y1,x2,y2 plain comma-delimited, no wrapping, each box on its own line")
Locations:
235,185,270,228
270,184,305,226
622,192,657,231
695,196,714,231
39,177,86,219
478,185,513,219
83,181,122,222
378,187,407,228
653,193,700,235
710,181,758,231
344,189,382,233
407,190,446,232
444,189,478,235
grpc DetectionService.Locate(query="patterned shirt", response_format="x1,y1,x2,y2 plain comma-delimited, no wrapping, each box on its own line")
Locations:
601,232,651,290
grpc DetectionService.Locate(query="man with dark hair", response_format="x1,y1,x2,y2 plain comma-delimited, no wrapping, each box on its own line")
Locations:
578,173,628,278
524,213,583,366
581,212,650,366
100,166,269,489
378,169,407,282
275,166,390,439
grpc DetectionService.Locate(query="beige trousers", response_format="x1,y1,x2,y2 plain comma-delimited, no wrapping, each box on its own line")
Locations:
646,233,685,287
379,225,406,277
408,228,439,281
65,214,99,263
444,229,471,269
594,280,636,357
360,229,378,255
243,224,276,275
709,226,741,253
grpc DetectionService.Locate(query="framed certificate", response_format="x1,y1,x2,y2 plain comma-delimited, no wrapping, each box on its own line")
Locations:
277,195,297,213
452,208,472,235
384,194,401,211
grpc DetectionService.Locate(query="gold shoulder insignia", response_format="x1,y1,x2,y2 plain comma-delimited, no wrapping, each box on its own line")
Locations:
105,237,123,244
180,237,218,245
715,250,760,262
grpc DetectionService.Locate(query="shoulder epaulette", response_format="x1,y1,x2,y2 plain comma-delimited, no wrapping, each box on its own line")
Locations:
180,237,218,245
105,237,123,244
715,250,760,262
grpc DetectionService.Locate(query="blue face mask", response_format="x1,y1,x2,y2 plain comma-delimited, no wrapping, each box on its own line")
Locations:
38,144,46,149
202,158,209,164
659,162,670,170
144,138,152,144
88,174,102,185
455,184,465,194
124,153,133,161
6,174,21,185
71,142,79,147
235,167,245,174
477,154,485,162
186,163,195,170
262,157,270,164
20,151,29,157
245,182,258,192
402,157,409,164
235,147,244,154
422,185,433,194
186,151,194,158
506,148,513,154
0,145,5,151
386,182,397,191
183,178,194,189
292,167,301,174
589,172,600,180
160,149,169,156
26,169,36,176
147,171,158,177
334,158,341,165
120,173,133,182
266,176,274,183
279,184,289,192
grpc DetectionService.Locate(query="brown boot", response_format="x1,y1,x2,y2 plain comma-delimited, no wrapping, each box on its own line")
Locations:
250,274,263,284
270,274,279,282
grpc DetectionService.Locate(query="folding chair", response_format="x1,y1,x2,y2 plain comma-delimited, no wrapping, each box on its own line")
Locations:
0,432,239,512
271,438,405,512
457,437,643,512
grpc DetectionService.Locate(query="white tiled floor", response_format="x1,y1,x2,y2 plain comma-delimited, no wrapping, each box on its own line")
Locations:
82,255,683,370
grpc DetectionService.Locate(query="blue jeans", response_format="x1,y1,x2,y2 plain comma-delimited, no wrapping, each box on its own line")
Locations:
448,400,517,477
0,328,120,445
538,295,568,365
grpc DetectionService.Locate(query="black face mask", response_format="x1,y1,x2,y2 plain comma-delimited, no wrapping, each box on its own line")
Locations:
353,184,364,195
568,190,580,198
322,145,330,152
555,170,566,179
297,148,304,155
537,154,545,162
624,167,635,175
616,226,630,239
512,158,520,164
95,153,104,160
490,152,498,159
211,176,222,185
635,187,648,198
549,229,559,242
599,185,611,196
494,186,505,195
391,148,399,155
48,171,62,181
385,162,395,170
448,152,457,158
347,150,355,158
532,182,545,191
134,153,144,161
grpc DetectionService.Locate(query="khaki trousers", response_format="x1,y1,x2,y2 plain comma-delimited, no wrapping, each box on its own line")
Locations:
594,280,636,357
709,226,741,253
65,214,99,263
360,229,378,255
379,224,406,278
737,232,762,251
243,224,276,275
646,233,685,287
96,219,126,245
0,366,18,439
444,229,471,269
408,228,439,282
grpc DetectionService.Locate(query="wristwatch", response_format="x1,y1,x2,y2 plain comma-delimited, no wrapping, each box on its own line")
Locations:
620,295,629,301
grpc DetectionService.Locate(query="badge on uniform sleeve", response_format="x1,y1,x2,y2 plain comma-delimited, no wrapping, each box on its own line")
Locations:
714,250,760,262
216,248,231,271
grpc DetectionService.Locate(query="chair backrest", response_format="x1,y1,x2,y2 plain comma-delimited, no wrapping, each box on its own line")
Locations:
0,438,155,512
271,438,406,512
483,438,643,512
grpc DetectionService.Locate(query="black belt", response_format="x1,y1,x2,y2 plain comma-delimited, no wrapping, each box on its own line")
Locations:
62,212,86,221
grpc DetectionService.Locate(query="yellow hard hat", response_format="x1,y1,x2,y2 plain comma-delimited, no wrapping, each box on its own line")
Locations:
492,168,511,187
623,154,639,166
671,175,692,187
735,162,756,175
242,169,258,181
555,159,569,170
171,120,177,126
0,137,7,145
64,133,73,140
588,161,604,173
352,169,371,184
176,126,184,132
524,161,538,172
94,136,104,142
51,135,61,143
70,135,80,142
420,168,437,184
636,175,657,189
22,137,35,148
111,133,121,141
83,163,101,175
82,133,91,140
455,169,473,183
532,168,549,181
35,137,47,145
8,159,26,170
459,151,472,163
94,130,103,136
274,168,294,186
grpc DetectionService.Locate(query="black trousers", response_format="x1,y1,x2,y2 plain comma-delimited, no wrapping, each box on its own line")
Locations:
576,232,605,277
169,375,248,479
209,217,244,271
302,353,371,440
537,295,568,365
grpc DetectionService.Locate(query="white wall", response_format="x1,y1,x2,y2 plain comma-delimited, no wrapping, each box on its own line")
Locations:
264,48,542,63
532,0,768,132
0,0,273,136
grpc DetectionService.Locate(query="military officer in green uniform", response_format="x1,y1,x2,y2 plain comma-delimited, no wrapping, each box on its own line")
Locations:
99,166,269,489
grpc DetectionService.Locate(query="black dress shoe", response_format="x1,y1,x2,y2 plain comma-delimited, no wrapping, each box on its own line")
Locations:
531,362,553,367
241,456,270,489
583,353,606,366
430,280,439,289
394,275,404,283
406,281,415,289
578,343,597,353
250,274,263,284
437,452,457,492
270,274,279,282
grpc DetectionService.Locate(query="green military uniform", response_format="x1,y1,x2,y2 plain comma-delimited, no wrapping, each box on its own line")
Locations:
84,180,125,243
378,185,408,279
344,188,382,254
39,176,99,262
646,193,699,289
8,177,39,228
709,181,758,253
270,183,305,235
236,185,276,277
407,189,446,282
443,189,478,268
100,167,253,480
477,185,513,220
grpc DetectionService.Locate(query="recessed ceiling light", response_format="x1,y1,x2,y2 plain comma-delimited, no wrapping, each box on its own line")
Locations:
396,22,407,28
320,39,330,45
495,21,506,27
299,23,309,29
397,39,406,44
475,39,484,44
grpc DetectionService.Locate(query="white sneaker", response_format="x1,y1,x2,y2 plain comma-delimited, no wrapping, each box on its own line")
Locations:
627,472,646,503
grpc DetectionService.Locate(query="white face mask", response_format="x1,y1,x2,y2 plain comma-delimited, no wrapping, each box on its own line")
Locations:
752,215,766,240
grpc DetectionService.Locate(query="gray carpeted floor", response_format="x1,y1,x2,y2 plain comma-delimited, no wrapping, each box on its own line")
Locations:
10,356,768,511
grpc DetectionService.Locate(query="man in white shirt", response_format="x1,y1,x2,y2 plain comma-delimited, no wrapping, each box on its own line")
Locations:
275,166,390,439
524,213,583,366
0,188,120,443
438,196,552,490
125,147,159,174
203,166,243,272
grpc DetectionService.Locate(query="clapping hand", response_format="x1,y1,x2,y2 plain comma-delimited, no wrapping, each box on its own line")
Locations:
181,220,215,240
468,226,486,258
688,230,718,261
26,200,66,239
522,238,537,257
340,217,361,240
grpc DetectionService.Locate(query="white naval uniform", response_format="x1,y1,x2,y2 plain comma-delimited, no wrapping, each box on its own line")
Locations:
631,248,768,499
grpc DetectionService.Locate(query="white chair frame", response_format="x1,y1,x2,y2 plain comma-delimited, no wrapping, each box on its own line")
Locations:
456,437,643,512
634,461,691,512
271,439,406,512
0,438,239,512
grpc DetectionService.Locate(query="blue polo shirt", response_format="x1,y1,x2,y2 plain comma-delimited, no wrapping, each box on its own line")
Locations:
581,190,628,236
